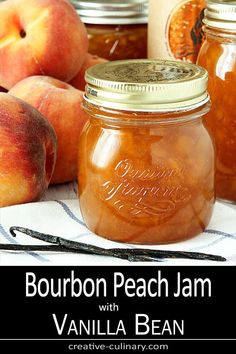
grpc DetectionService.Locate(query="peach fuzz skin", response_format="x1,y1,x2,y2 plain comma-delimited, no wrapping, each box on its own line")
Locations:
69,53,108,91
9,76,88,184
0,93,57,207
0,0,88,90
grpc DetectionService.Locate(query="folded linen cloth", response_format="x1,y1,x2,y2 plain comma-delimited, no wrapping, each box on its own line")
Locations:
0,188,236,265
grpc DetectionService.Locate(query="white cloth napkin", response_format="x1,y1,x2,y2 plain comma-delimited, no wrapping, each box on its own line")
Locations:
0,184,236,265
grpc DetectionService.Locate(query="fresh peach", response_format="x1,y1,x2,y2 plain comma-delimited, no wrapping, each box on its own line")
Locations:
9,76,87,184
0,93,57,207
0,0,88,89
69,53,108,91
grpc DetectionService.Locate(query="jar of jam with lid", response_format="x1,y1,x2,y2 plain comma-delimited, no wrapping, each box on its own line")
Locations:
78,59,215,244
72,0,148,60
197,0,236,202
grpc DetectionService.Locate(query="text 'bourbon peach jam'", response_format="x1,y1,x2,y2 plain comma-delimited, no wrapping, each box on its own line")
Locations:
78,59,215,244
73,0,148,60
197,0,236,202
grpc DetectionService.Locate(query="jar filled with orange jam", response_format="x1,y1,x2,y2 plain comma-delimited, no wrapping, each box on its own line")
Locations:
197,0,236,202
73,0,148,60
148,0,206,63
78,59,215,244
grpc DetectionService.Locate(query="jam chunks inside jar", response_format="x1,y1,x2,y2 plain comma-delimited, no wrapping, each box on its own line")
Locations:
197,0,236,202
78,59,215,244
73,0,148,60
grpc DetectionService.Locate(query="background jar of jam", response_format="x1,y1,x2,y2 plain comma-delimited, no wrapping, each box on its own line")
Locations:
72,0,148,60
78,59,215,244
197,0,236,203
148,0,205,63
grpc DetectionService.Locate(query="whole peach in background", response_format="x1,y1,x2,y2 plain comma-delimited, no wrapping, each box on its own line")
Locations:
9,76,87,184
0,93,57,207
69,53,108,91
0,0,88,90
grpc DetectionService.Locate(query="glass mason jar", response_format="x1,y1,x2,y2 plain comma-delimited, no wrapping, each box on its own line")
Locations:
197,0,236,202
78,59,215,244
72,0,148,60
148,0,205,63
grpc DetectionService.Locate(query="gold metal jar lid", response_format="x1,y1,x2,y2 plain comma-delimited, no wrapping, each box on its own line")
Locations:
71,0,148,25
203,0,236,31
84,59,209,112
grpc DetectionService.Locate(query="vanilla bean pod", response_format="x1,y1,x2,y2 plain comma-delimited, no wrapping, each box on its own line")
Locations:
0,244,73,253
9,227,129,259
0,242,161,262
9,227,157,262
111,248,226,261
9,226,226,262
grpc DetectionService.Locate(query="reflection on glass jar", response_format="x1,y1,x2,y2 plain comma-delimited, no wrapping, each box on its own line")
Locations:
197,0,236,203
78,59,215,244
73,0,148,60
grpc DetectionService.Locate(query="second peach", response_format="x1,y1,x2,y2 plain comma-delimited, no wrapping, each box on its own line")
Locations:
9,76,87,184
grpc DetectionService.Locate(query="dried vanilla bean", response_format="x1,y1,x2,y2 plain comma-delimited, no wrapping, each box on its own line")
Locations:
9,226,226,262
0,244,73,253
111,248,226,261
9,227,160,262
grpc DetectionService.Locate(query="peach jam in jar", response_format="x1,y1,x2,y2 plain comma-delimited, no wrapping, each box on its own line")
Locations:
78,59,215,244
197,0,236,202
73,0,148,60
148,0,205,63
